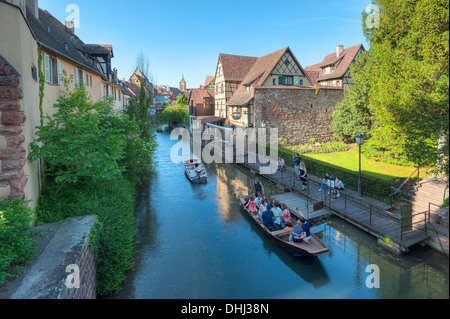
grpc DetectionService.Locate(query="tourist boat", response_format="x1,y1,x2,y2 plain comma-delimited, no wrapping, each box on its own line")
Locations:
184,154,208,183
239,197,329,257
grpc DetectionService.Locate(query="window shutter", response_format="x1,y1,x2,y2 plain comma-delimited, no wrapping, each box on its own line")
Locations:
293,76,299,86
278,76,284,85
44,54,50,83
75,68,80,87
57,60,62,85
83,71,87,87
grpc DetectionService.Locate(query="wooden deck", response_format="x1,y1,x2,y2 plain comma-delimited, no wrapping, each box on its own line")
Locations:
239,155,429,254
272,192,330,223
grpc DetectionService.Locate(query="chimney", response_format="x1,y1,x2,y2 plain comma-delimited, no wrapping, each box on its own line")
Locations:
26,0,39,20
337,45,344,57
65,20,75,34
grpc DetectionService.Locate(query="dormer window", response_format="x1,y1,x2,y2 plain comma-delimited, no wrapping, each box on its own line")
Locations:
245,86,251,92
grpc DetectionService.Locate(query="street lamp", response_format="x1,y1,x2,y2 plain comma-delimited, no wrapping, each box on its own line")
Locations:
356,132,365,197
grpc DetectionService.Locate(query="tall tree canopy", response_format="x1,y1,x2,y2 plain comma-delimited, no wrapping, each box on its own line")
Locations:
334,0,449,171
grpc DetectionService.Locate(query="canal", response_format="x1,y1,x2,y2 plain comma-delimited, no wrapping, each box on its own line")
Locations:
110,133,449,299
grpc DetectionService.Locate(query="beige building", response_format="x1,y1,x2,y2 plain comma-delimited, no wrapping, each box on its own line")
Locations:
0,0,130,207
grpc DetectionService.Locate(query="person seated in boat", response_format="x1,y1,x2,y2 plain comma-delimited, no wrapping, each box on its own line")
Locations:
300,217,311,242
290,218,311,243
260,209,275,229
272,203,285,231
251,178,265,197
245,196,258,215
195,164,203,175
259,199,269,214
255,194,263,210
281,204,293,226
189,167,198,180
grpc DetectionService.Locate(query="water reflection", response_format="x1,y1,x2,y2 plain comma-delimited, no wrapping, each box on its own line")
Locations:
109,133,448,299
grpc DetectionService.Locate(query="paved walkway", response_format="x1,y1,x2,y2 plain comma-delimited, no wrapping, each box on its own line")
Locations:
238,155,429,254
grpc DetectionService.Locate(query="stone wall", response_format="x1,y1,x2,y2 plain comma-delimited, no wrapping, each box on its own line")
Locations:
0,215,98,299
0,55,28,201
254,87,344,146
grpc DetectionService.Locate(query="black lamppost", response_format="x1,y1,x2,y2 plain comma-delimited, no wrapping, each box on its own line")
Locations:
356,132,365,197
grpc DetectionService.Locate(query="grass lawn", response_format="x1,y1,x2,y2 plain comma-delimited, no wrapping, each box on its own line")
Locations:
302,146,418,181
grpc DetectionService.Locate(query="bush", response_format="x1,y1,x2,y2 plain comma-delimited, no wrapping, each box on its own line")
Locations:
280,139,349,155
36,175,136,295
0,199,40,285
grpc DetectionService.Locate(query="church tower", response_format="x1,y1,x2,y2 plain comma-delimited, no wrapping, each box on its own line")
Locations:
180,75,186,92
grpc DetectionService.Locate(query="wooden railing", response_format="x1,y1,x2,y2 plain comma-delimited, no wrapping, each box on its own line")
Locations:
389,167,420,208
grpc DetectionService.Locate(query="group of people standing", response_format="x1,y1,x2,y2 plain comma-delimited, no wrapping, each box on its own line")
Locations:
278,154,308,191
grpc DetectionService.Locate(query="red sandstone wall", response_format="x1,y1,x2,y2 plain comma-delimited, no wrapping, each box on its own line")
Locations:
0,56,28,200
254,87,344,146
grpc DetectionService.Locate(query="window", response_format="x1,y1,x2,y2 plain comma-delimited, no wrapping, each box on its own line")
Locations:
57,60,62,85
31,65,38,81
75,68,80,87
245,86,250,92
284,59,290,67
90,76,93,87
44,54,53,83
286,76,293,86
300,80,304,86
83,71,87,87
273,78,276,85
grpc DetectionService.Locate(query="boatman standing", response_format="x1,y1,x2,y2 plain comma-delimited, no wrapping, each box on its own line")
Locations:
252,178,265,197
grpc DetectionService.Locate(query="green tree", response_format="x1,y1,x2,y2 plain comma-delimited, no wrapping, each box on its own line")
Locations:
361,0,449,170
331,51,375,142
28,85,126,193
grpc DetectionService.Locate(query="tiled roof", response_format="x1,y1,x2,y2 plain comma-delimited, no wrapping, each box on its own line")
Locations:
228,47,313,106
205,76,215,87
84,44,113,56
190,89,215,105
241,47,290,87
27,9,106,77
170,87,183,97
123,81,140,96
201,116,226,125
0,55,20,76
219,54,258,82
305,44,365,82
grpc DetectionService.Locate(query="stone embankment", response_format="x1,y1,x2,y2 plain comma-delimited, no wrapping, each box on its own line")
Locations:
0,215,98,299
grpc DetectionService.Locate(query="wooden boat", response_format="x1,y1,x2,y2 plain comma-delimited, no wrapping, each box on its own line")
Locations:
239,197,329,257
184,154,208,183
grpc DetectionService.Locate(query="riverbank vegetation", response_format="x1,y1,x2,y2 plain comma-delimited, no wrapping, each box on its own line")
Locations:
0,199,40,286
331,0,449,174
157,94,189,127
28,78,157,295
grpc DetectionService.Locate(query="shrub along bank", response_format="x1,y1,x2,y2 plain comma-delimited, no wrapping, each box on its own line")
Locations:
0,199,40,286
28,82,156,295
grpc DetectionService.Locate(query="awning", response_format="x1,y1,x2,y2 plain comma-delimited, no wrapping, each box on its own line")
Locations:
200,116,226,125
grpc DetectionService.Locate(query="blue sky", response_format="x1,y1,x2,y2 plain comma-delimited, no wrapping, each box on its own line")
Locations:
38,0,372,88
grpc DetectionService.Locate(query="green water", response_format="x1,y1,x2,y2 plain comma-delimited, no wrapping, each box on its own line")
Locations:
111,133,449,299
